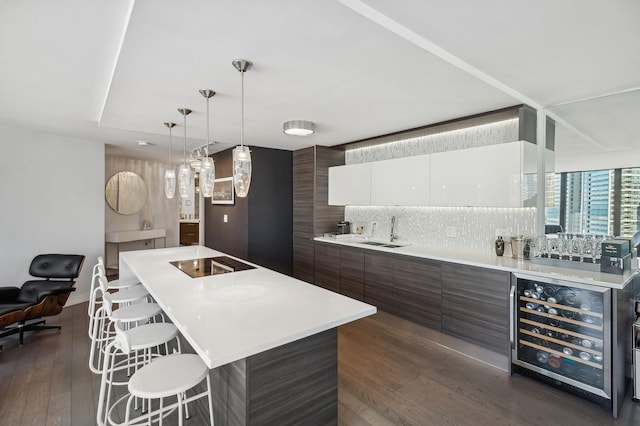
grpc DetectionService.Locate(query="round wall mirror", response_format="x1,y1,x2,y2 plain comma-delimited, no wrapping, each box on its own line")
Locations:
105,171,148,215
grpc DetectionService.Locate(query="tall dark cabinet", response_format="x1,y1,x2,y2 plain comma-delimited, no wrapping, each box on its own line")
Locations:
292,146,344,283
204,146,293,275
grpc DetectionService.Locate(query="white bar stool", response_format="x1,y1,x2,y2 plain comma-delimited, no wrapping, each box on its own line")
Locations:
88,261,143,331
89,293,164,374
125,354,215,426
96,322,186,426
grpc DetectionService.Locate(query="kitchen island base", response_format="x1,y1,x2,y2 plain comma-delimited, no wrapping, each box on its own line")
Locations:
184,329,337,425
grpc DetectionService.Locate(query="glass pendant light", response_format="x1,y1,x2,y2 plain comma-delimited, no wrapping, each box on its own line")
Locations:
232,59,253,198
177,108,193,199
163,122,177,199
199,89,216,198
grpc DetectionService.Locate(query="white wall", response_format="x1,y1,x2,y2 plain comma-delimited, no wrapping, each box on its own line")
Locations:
0,122,104,305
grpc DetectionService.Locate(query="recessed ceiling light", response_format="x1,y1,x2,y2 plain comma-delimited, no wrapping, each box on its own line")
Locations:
283,120,315,136
137,140,152,146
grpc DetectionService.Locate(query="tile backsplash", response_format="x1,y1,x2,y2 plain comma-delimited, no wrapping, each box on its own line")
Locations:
345,206,537,254
346,118,519,164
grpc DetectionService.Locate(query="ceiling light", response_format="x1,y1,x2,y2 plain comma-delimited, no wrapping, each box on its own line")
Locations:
137,140,152,146
283,120,315,136
163,122,176,199
199,89,216,198
177,108,192,199
232,59,253,198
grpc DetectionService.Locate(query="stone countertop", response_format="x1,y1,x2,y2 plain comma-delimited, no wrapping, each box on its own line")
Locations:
314,236,638,290
118,245,376,369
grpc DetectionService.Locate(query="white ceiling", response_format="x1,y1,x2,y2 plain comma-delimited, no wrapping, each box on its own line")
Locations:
1,0,639,164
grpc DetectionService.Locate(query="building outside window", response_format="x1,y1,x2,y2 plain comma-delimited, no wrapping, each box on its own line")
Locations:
545,167,640,237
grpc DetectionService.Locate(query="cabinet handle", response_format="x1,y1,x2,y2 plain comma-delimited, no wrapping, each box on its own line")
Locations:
509,283,516,349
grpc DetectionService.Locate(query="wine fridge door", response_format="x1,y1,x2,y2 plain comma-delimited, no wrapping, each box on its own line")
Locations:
511,273,611,400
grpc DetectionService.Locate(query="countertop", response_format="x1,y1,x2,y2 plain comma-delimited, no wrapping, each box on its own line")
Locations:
105,228,166,243
118,245,376,369
314,236,638,289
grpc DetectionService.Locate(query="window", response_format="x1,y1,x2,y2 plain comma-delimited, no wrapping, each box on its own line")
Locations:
544,167,640,236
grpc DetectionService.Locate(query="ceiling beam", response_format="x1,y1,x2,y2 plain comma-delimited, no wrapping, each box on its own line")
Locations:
336,0,543,110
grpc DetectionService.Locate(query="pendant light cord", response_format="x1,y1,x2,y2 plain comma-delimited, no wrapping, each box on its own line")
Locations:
183,112,187,164
240,69,245,147
169,126,173,166
206,96,210,156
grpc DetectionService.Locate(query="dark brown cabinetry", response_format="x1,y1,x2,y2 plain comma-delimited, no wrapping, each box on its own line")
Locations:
340,247,365,301
293,147,345,283
180,222,199,245
312,240,510,355
314,242,341,293
441,263,510,352
394,257,442,330
364,251,396,313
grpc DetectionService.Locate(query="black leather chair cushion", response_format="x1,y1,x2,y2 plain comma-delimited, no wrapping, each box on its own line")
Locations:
0,287,20,301
0,303,32,315
15,280,74,304
28,254,85,279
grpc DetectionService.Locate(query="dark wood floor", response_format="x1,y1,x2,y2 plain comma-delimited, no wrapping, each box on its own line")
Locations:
2,303,640,425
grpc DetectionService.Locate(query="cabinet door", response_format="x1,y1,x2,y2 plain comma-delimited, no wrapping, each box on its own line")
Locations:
314,242,341,293
441,263,510,354
328,163,371,206
430,141,523,207
371,155,430,206
340,247,365,301
364,252,395,314
180,223,199,245
394,257,442,330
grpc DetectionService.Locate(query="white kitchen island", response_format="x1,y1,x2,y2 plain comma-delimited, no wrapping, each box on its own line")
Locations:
119,245,376,425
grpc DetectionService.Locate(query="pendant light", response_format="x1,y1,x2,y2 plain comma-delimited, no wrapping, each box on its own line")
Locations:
232,59,253,198
163,122,176,199
177,108,193,199
199,89,216,198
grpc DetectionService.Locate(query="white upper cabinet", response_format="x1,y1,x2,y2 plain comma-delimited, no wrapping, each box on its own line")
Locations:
370,155,430,206
328,141,538,207
430,141,534,207
328,163,371,206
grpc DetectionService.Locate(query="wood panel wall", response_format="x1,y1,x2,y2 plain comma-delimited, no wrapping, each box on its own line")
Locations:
292,146,344,283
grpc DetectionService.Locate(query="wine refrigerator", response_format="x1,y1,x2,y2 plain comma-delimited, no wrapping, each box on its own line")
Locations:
510,273,613,410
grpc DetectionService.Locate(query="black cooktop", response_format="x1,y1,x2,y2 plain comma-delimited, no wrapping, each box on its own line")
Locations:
170,256,256,278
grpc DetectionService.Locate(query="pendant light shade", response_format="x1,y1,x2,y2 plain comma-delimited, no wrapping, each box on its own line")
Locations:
199,89,216,198
232,59,253,198
163,122,176,199
177,108,192,199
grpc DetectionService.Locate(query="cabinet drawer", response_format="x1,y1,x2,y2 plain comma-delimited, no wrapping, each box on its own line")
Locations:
180,223,199,244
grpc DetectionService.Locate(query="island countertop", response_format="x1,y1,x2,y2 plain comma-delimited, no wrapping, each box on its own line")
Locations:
314,236,638,290
119,245,376,369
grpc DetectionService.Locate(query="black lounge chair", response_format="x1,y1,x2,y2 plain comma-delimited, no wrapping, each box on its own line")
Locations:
0,254,85,346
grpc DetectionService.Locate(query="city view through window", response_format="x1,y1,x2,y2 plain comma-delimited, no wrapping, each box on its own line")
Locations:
545,168,640,237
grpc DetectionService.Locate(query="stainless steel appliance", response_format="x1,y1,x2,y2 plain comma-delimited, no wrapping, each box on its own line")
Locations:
337,221,350,234
510,273,613,411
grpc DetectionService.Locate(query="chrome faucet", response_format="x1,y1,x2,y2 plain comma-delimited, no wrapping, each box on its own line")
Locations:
390,216,398,242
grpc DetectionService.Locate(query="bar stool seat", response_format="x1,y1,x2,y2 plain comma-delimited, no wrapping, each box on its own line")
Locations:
105,284,149,305
126,323,178,349
128,354,208,398
109,302,163,324
124,354,215,425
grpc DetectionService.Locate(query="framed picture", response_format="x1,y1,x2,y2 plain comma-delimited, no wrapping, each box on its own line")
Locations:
211,177,235,205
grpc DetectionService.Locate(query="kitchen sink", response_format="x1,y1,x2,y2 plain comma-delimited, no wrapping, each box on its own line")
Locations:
359,241,406,248
359,241,387,246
